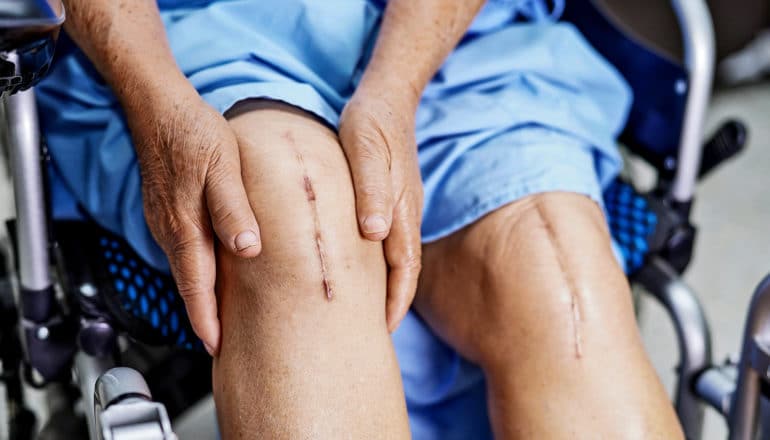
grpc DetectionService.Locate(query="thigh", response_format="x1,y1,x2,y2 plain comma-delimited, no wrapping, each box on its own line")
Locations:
416,192,681,438
213,101,409,439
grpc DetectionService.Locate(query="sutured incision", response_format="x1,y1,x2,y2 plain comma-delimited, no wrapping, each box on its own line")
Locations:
535,201,583,359
571,293,583,358
298,154,333,300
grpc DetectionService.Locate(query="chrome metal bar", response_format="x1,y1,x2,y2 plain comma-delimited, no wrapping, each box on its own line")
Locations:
6,85,51,291
729,274,770,440
636,258,712,440
75,351,116,440
669,0,716,202
695,366,736,417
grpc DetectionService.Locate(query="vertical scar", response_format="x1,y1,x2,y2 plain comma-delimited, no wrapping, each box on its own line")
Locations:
303,175,316,201
535,202,583,359
297,153,333,300
571,292,583,358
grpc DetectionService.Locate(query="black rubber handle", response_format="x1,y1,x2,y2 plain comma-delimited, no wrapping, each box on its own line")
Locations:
698,120,747,179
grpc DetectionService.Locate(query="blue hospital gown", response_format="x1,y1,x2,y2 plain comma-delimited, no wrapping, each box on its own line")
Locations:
36,1,632,438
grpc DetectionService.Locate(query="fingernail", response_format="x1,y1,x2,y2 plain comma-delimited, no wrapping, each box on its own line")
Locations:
203,342,215,357
234,230,259,251
362,216,388,234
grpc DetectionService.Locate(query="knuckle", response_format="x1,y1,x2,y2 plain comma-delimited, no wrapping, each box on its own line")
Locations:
204,156,231,189
399,252,423,273
206,193,235,223
358,183,391,202
170,261,207,302
175,282,201,301
206,149,229,176
170,232,204,257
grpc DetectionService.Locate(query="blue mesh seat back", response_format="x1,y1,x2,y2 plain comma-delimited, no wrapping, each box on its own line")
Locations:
59,220,203,351
71,192,655,346
603,180,658,274
562,0,688,173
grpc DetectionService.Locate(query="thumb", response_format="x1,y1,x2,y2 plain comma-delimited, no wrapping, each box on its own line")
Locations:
205,152,262,257
344,133,394,241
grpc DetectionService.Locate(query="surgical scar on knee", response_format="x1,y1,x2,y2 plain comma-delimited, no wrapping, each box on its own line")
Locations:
303,175,316,202
297,154,333,300
535,203,583,358
570,290,583,358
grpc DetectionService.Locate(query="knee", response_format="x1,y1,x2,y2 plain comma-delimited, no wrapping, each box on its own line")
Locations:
214,107,389,347
469,193,614,300
420,193,631,369
214,180,387,328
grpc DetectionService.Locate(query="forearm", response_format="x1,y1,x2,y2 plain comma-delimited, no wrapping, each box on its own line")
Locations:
62,0,193,110
360,0,486,105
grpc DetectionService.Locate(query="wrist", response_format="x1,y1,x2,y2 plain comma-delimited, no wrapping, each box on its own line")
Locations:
356,66,423,111
120,69,200,117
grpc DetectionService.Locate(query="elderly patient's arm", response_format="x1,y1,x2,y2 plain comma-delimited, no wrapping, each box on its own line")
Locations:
338,0,487,332
63,0,186,109
62,0,262,354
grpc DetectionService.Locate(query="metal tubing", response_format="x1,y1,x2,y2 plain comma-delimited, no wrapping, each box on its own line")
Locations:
636,258,712,440
75,351,116,440
669,0,716,202
695,366,736,417
728,274,770,440
5,87,51,291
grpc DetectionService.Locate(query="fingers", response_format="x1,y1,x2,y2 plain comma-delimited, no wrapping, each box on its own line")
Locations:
384,193,422,333
168,231,220,356
343,132,395,241
205,151,262,258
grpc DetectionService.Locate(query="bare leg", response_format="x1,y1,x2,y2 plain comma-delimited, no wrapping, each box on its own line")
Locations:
416,192,684,439
212,101,410,439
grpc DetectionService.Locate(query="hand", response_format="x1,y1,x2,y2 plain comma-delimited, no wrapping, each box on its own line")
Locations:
125,83,261,356
339,87,424,332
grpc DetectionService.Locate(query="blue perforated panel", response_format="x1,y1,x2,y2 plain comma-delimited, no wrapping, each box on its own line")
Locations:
97,236,201,351
84,179,654,348
604,180,658,274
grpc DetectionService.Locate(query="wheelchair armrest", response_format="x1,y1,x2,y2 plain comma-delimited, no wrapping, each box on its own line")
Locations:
0,0,64,94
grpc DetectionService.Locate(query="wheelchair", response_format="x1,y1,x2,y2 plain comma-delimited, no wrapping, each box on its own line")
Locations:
0,0,764,439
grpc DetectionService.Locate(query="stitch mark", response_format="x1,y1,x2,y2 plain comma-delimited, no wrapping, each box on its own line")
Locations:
297,154,333,300
303,175,316,202
316,233,332,299
534,200,582,359
571,291,583,358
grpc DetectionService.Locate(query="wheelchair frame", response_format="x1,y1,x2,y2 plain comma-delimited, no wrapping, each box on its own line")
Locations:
4,62,176,439
0,0,767,439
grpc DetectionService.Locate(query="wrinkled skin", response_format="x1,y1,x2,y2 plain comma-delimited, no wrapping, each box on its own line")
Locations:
339,89,424,332
126,82,425,352
126,87,259,354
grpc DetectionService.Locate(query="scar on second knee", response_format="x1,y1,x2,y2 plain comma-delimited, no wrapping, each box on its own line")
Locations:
296,152,333,300
533,201,583,359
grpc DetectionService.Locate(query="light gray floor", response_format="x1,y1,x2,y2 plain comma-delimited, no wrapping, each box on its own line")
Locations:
1,82,769,439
